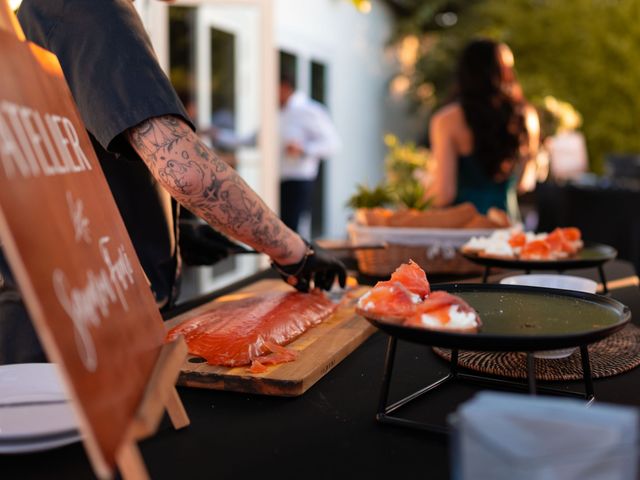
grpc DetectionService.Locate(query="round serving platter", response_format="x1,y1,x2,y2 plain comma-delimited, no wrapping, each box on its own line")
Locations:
461,241,617,271
363,283,631,351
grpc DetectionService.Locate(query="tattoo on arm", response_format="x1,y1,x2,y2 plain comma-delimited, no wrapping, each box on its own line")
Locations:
127,115,295,261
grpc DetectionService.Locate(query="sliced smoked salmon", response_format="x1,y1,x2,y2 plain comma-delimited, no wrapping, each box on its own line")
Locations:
356,262,481,333
520,239,552,260
356,281,419,320
249,342,298,374
463,227,584,260
386,259,431,298
508,232,527,248
404,291,479,332
166,290,336,367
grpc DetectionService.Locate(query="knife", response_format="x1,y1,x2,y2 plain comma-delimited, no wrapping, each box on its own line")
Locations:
233,242,387,255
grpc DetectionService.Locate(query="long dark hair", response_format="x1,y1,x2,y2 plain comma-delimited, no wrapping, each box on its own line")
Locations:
457,39,528,180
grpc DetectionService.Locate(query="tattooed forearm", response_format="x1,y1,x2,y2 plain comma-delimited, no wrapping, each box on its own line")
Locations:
127,115,304,264
129,116,189,159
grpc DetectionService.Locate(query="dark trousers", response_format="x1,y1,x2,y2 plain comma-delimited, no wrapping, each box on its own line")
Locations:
280,179,315,235
0,251,46,364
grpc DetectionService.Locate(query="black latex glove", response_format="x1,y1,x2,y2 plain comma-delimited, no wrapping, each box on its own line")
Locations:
271,240,347,293
179,221,250,266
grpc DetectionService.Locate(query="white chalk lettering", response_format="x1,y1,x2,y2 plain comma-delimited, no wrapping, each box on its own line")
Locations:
0,100,92,179
66,191,91,244
62,117,91,171
1,101,41,176
0,113,29,179
52,237,136,371
52,269,114,372
99,237,134,310
19,106,55,176
47,114,75,172
31,108,64,173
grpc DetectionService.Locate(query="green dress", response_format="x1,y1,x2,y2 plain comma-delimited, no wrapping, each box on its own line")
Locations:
454,154,519,220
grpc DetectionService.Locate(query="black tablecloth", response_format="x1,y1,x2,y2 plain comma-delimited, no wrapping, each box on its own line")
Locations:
3,261,640,480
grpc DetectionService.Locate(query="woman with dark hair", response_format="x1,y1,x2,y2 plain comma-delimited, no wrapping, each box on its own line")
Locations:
427,39,540,220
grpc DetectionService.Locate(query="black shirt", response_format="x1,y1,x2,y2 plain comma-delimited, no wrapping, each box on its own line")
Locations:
17,0,195,307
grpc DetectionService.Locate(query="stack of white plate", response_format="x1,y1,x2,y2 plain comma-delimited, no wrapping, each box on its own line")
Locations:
0,363,80,454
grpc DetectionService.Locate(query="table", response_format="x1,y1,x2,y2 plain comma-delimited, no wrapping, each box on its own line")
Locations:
3,260,639,480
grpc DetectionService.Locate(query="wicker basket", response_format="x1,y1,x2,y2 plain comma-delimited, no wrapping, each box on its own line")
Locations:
348,223,493,276
354,243,482,276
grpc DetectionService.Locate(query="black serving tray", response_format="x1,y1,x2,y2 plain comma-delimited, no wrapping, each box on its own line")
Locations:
461,241,617,271
364,283,630,352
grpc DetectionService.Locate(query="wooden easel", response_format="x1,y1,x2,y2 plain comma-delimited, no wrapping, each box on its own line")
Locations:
0,3,190,479
116,338,190,480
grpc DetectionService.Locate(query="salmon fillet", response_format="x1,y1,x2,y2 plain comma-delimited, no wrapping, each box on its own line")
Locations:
166,290,337,367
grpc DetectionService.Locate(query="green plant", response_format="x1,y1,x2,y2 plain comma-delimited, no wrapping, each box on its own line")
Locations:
346,183,393,209
394,180,434,211
347,134,434,212
384,134,432,186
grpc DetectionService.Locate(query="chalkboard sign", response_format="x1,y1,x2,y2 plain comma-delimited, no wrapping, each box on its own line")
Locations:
0,7,187,479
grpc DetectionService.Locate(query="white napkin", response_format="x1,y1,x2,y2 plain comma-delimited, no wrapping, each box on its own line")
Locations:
450,392,638,480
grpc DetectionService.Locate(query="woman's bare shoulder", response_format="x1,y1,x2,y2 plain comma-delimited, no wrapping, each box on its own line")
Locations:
433,102,463,120
522,103,540,132
431,102,464,128
522,102,538,118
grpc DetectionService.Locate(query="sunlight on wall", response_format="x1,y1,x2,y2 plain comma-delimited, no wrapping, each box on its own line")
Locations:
351,0,371,14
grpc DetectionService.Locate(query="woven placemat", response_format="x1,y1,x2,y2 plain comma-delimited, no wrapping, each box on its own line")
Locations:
432,324,640,381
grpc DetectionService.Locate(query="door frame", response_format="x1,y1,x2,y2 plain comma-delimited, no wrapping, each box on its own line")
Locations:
138,0,278,214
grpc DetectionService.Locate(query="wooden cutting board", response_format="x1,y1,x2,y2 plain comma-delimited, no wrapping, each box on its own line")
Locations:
164,280,375,396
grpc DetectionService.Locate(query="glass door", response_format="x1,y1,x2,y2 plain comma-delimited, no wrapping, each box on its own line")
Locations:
168,3,265,298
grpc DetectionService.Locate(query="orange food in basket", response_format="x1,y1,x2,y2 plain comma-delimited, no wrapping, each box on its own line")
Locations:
386,259,431,298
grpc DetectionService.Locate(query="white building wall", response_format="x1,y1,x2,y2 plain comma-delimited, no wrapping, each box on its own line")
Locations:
275,0,395,238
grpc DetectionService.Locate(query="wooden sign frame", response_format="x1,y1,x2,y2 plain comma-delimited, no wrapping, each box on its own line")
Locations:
0,4,189,479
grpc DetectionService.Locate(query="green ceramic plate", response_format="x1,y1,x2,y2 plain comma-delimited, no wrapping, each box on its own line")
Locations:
364,283,630,351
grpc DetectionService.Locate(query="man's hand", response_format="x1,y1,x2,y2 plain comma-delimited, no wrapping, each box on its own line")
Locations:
285,141,305,158
272,241,347,292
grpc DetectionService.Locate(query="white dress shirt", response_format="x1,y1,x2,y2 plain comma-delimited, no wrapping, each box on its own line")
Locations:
279,91,341,181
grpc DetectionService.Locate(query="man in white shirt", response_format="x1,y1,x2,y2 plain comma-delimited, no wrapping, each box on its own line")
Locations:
279,74,341,238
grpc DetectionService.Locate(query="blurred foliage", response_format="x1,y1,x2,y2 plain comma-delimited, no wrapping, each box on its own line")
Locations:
537,96,583,141
383,0,640,173
384,134,434,210
384,133,432,187
346,183,394,209
394,180,434,211
347,134,434,211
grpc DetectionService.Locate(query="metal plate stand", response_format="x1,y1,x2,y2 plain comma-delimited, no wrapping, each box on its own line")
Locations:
376,336,595,434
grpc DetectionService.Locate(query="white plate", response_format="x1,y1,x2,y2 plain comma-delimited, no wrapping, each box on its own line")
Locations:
499,274,598,294
0,364,77,440
0,431,81,454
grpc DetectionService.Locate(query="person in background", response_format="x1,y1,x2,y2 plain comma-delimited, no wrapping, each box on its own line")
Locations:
426,39,540,221
0,0,345,364
279,74,341,238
